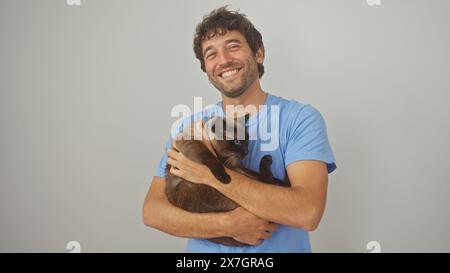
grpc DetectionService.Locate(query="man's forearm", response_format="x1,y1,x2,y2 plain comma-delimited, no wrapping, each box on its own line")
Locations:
143,196,230,239
211,169,316,229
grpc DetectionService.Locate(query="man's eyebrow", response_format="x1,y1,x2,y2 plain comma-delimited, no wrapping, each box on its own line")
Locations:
224,39,242,45
203,39,243,56
203,45,214,56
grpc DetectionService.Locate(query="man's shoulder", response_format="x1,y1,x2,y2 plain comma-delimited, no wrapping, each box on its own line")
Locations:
269,94,320,122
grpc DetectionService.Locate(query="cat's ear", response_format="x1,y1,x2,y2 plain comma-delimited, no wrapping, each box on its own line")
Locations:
235,113,250,127
244,113,250,125
205,116,217,133
205,117,224,140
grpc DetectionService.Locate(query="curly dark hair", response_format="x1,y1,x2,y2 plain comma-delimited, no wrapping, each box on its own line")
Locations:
193,6,265,78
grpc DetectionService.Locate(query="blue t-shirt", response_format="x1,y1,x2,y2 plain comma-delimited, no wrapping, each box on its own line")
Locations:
154,93,337,253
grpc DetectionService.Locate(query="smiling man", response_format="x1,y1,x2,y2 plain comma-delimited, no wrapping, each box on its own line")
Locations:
142,6,337,253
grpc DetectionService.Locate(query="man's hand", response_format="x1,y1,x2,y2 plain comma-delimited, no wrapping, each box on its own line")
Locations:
167,142,217,186
223,207,278,245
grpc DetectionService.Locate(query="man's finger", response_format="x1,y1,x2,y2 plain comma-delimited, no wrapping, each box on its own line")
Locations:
171,140,179,151
167,148,181,159
167,158,180,169
169,167,182,177
260,231,272,239
265,223,279,232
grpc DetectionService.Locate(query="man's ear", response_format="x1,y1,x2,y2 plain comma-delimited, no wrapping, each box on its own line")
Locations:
256,46,265,64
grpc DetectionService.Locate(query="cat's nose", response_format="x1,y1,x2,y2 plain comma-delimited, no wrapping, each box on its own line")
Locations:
243,147,248,155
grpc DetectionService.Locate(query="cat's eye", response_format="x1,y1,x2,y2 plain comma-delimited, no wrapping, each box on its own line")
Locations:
234,140,241,145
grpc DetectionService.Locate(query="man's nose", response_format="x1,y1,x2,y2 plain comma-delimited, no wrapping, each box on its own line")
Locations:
217,50,233,66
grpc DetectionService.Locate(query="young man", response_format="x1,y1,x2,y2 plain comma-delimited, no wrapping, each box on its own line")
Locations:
142,6,337,253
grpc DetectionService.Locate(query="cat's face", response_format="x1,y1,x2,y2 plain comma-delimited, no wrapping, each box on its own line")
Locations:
205,114,250,163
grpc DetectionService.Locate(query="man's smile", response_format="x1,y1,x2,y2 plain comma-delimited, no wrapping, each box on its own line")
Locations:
218,67,243,81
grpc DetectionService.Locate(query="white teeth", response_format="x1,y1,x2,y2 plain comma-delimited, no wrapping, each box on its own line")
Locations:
221,69,239,78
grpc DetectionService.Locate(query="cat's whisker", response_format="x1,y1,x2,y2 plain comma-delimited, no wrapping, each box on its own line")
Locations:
222,153,240,168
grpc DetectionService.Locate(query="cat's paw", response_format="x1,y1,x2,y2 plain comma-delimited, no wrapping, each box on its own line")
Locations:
260,155,272,166
215,171,231,184
259,155,275,183
209,164,232,184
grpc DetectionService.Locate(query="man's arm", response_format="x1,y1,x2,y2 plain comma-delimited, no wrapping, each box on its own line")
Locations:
142,176,278,245
143,176,228,238
167,148,329,231
215,160,328,231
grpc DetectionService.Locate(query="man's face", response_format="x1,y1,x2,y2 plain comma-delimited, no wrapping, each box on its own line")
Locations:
202,30,263,98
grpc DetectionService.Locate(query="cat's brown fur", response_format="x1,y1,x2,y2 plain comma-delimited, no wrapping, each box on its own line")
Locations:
165,115,289,246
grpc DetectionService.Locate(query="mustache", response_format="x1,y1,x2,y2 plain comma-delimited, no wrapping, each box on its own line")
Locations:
215,61,243,75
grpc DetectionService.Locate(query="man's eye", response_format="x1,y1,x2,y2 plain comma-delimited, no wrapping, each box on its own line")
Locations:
206,53,216,59
228,44,240,50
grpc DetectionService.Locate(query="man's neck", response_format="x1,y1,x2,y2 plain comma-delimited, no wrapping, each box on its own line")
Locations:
221,79,267,117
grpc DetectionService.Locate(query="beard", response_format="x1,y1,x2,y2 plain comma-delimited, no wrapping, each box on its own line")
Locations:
208,57,259,98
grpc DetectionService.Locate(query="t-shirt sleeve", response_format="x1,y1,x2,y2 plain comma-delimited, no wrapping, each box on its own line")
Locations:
284,105,337,173
154,136,173,178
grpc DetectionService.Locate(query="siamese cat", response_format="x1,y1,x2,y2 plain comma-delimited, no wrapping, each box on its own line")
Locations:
165,114,290,246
